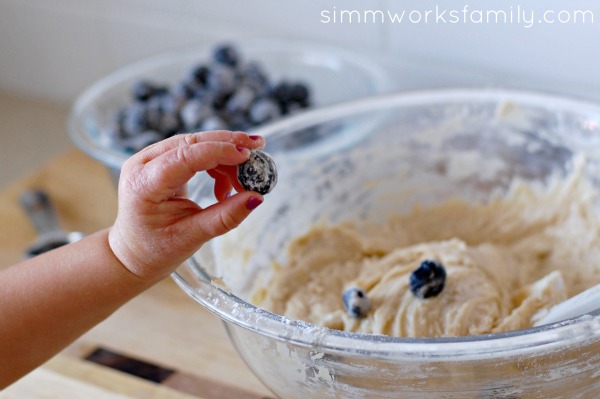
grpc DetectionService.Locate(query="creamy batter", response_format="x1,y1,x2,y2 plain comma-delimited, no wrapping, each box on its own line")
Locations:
257,174,600,338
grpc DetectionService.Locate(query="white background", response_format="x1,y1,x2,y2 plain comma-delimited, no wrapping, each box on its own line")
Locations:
1,0,600,105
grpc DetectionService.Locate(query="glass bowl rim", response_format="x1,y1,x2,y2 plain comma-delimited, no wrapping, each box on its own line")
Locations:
173,87,600,360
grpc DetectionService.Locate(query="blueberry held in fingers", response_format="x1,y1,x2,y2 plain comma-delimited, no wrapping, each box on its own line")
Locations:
237,150,278,195
409,259,447,299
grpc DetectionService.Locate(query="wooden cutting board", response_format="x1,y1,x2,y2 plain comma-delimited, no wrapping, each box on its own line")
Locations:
0,148,273,398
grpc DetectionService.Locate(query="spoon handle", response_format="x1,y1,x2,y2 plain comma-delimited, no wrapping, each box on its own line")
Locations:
20,189,63,235
533,283,600,326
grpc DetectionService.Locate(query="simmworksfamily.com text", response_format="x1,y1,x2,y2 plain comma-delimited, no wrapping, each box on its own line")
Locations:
320,5,595,28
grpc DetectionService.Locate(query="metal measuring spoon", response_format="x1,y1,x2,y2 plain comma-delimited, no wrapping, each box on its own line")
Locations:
20,189,84,258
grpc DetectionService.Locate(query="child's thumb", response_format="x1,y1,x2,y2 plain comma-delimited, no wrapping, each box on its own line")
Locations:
194,192,264,241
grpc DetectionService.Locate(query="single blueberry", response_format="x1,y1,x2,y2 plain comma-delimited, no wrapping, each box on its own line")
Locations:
106,109,129,146
227,111,252,131
271,81,291,104
342,287,371,318
172,81,194,101
242,61,268,80
132,80,166,102
188,64,210,86
240,62,271,97
158,112,182,136
409,259,447,299
237,150,278,195
211,91,232,111
249,98,281,124
213,44,239,67
145,97,163,130
121,103,149,136
153,86,169,97
159,92,185,115
207,64,238,96
226,85,255,115
180,99,213,130
131,80,155,102
190,86,211,102
289,82,311,107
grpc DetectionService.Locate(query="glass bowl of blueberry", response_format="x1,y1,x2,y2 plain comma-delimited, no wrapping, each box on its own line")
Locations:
68,40,392,184
173,88,600,398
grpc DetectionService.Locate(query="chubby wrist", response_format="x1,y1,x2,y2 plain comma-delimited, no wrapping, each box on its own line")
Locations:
107,224,175,286
108,227,136,274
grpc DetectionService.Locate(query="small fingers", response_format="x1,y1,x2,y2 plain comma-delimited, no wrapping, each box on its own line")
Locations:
189,191,264,242
213,165,246,193
134,131,264,164
209,166,250,200
212,173,234,201
142,141,250,200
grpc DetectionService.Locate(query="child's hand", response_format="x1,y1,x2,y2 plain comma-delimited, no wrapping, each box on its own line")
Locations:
108,130,265,282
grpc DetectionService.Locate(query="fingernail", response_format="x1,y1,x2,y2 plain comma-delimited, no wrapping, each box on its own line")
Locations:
246,196,263,210
225,191,232,198
237,146,249,153
248,135,262,140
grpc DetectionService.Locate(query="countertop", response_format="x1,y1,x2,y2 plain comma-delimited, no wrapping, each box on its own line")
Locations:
0,148,273,398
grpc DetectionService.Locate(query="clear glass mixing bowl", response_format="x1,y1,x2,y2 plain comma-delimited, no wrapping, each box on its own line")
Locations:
173,89,600,399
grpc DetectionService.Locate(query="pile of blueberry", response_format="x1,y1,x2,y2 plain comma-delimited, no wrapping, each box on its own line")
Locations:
103,43,312,154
